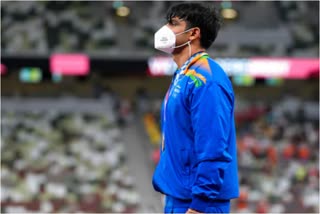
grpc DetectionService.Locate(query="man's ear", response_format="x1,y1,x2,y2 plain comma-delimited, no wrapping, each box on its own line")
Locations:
189,27,201,40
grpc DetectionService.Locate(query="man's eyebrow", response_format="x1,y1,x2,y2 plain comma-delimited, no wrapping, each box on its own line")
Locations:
168,17,183,24
172,17,183,21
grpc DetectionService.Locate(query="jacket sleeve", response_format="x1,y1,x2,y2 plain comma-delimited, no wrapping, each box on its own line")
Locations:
188,81,234,212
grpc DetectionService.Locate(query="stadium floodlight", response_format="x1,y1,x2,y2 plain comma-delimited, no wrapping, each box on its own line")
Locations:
221,8,238,20
116,6,130,17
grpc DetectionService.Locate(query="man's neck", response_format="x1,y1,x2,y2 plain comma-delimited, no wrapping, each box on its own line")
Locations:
173,46,206,69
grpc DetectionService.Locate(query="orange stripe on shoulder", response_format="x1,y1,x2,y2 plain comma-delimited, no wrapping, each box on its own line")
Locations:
197,57,210,72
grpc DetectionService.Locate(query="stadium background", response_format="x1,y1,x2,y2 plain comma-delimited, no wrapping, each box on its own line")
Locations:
1,1,319,213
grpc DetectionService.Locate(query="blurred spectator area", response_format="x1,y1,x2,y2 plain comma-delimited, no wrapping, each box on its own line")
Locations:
1,1,319,57
233,95,319,213
1,97,141,213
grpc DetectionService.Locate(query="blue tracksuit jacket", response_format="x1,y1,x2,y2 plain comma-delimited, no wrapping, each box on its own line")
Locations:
152,51,239,212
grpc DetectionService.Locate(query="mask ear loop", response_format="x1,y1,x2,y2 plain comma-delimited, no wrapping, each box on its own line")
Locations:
172,40,191,57
187,41,191,58
175,28,193,36
175,28,193,57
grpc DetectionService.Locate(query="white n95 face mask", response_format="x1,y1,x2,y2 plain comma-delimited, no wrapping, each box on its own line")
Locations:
154,25,192,54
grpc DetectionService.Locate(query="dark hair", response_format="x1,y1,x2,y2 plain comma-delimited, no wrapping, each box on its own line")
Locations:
166,2,222,49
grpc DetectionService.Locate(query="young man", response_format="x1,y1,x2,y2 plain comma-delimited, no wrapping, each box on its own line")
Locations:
152,2,239,214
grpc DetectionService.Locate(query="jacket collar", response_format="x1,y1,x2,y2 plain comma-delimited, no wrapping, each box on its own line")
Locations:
176,51,209,75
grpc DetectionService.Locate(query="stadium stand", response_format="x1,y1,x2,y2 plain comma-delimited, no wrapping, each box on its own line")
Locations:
1,97,140,213
1,1,319,213
1,1,318,57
